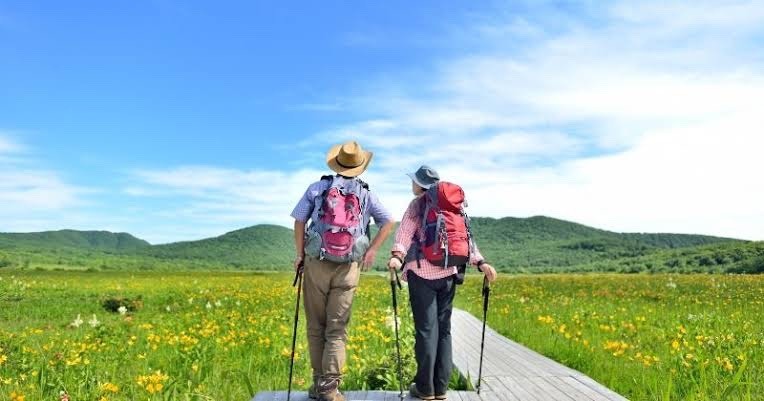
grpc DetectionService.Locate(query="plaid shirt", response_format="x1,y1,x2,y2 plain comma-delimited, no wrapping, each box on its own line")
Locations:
392,197,484,282
290,176,392,227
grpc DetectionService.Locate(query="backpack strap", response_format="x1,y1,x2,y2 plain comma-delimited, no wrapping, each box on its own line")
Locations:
355,176,370,190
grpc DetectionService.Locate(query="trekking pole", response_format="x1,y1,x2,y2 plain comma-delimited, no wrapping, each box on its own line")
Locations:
390,268,405,400
287,262,304,401
477,275,490,395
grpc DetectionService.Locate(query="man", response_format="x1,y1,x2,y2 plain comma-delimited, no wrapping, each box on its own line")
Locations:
291,140,396,401
388,165,497,401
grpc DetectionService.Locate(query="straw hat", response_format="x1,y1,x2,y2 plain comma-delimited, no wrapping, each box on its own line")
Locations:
326,141,373,177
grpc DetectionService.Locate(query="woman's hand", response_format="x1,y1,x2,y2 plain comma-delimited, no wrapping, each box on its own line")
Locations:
388,257,402,271
481,263,498,282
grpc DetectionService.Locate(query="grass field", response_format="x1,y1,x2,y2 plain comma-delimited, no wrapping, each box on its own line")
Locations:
1,270,763,401
0,270,422,401
457,274,764,401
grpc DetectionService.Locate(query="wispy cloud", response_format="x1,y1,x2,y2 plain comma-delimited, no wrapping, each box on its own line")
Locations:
124,166,329,242
0,133,94,232
11,1,761,243
0,134,23,154
297,0,764,240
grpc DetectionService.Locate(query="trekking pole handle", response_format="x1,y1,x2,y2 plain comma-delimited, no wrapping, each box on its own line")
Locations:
292,261,305,287
389,269,402,289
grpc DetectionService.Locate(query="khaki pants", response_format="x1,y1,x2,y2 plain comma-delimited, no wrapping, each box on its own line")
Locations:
303,255,360,389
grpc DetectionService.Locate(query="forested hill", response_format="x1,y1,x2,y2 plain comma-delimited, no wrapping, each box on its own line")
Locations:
3,216,760,273
141,225,293,269
0,230,150,251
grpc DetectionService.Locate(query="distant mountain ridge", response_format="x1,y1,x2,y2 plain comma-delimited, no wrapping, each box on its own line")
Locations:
0,229,150,251
2,216,760,273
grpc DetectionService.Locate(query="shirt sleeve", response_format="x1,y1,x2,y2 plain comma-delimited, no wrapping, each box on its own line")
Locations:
392,199,420,256
366,191,393,227
290,183,319,223
470,240,485,267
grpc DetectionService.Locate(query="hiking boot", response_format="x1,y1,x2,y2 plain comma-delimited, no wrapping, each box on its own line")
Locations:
308,383,318,399
317,376,343,401
409,383,435,400
317,390,345,401
308,374,320,399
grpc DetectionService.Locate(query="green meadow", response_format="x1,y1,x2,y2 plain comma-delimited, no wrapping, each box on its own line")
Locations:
1,271,763,401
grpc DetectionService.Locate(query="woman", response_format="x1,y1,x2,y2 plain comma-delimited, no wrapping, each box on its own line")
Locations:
388,165,498,401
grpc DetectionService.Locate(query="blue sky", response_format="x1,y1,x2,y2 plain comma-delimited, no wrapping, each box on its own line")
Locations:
2,1,764,243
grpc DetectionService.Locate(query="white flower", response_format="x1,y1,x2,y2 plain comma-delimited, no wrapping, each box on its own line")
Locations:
188,297,194,305
205,302,212,310
118,306,128,315
89,314,100,328
666,281,677,289
70,314,83,328
235,301,241,307
214,300,222,307
165,306,171,312
384,309,401,331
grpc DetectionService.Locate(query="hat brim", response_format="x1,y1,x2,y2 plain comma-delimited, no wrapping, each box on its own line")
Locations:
326,144,373,177
407,172,435,189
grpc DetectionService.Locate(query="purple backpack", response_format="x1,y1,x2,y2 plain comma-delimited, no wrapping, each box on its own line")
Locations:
305,176,371,263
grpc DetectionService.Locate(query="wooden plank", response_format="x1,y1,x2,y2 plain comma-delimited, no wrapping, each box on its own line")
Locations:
384,390,405,401
481,377,524,401
343,391,366,400
528,377,577,401
451,317,531,380
513,376,563,401
445,390,463,401
457,310,577,375
365,390,387,400
573,375,629,401
455,311,570,377
252,392,305,401
549,376,611,401
488,376,538,401
452,312,556,378
457,391,482,401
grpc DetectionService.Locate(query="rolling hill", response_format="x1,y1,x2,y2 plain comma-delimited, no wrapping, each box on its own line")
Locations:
0,230,150,251
1,216,761,273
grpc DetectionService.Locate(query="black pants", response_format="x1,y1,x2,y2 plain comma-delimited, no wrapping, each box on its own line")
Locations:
408,272,456,395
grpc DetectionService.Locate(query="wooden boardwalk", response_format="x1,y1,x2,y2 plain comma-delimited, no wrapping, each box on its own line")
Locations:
450,309,628,401
253,308,628,401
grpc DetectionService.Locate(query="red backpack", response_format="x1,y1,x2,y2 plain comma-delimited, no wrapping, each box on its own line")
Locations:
418,182,473,267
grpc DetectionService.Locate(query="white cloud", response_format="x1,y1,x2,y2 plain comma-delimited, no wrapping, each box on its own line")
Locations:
0,134,94,233
296,0,764,240
105,1,764,242
0,135,23,154
124,166,332,242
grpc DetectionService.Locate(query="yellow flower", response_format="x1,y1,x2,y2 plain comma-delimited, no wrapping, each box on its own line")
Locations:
100,382,120,394
136,371,169,394
10,392,25,401
0,354,7,365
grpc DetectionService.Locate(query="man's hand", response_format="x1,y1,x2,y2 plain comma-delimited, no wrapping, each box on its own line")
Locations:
388,257,402,271
360,247,378,271
481,263,498,282
294,256,304,272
